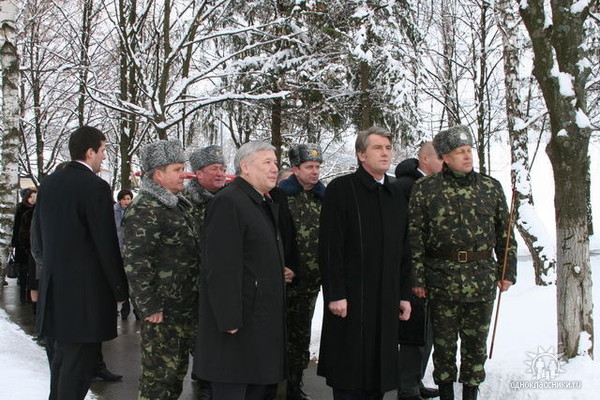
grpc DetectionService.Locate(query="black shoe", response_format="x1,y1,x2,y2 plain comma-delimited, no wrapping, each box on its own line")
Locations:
420,386,440,398
287,369,312,400
197,378,212,400
462,385,478,400
94,367,123,382
439,383,454,400
398,395,424,400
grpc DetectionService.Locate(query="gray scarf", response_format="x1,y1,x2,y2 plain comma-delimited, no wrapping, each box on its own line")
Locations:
140,175,190,209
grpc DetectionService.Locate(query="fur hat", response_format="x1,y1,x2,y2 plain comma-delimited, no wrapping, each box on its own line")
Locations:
288,143,323,167
189,145,225,171
139,139,186,172
433,125,474,156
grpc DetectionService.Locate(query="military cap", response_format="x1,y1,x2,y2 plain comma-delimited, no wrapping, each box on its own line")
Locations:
189,145,225,171
288,143,323,167
433,125,474,156
139,139,186,172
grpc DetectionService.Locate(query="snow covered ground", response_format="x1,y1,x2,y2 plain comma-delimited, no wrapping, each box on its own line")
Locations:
2,142,600,399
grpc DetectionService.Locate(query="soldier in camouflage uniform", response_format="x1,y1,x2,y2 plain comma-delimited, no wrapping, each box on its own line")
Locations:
123,139,200,400
183,145,226,400
409,126,517,400
185,145,227,235
278,143,326,400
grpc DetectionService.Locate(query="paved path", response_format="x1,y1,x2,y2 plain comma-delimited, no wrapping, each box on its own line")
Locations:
1,281,397,399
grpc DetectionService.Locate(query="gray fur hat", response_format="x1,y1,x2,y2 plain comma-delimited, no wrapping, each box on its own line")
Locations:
139,139,186,172
433,125,474,156
288,143,323,166
189,145,225,171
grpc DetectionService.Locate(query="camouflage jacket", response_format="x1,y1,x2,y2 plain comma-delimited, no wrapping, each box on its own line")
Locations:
183,178,216,254
123,176,201,321
409,167,517,302
279,174,324,284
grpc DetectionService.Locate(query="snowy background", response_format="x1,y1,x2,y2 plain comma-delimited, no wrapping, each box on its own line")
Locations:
2,142,600,399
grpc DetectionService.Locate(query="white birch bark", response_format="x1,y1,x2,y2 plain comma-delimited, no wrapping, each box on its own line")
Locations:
0,0,21,286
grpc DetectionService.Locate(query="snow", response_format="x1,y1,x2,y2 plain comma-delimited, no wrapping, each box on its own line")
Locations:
576,109,591,129
0,309,95,400
3,142,600,399
571,0,589,14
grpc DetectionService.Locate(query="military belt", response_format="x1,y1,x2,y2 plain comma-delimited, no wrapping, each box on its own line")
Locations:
427,249,492,263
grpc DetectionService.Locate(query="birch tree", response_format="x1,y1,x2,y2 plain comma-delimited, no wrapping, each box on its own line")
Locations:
519,0,594,359
0,0,20,284
495,0,556,285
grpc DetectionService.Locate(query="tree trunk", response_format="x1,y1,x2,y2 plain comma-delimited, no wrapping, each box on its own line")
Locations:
519,0,594,359
496,0,555,285
271,97,283,164
0,0,21,288
359,60,371,129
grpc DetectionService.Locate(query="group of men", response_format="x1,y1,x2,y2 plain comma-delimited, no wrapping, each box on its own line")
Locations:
32,123,516,400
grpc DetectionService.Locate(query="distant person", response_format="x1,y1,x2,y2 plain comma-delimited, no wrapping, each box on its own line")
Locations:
278,143,326,400
10,187,37,303
318,126,412,400
393,141,443,400
17,191,38,314
33,126,129,400
113,188,138,321
193,141,286,400
409,126,517,400
123,139,200,400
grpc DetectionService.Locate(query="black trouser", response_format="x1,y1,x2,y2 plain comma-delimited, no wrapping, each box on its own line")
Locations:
212,382,274,400
332,387,383,400
49,341,100,400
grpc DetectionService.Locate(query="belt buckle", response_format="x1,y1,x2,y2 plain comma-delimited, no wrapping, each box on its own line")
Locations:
458,251,468,263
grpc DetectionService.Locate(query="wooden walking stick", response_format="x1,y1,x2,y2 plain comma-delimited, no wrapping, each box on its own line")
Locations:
489,187,517,359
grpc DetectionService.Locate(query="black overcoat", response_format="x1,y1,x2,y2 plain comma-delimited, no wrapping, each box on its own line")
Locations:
392,158,428,346
193,177,286,385
34,161,128,342
317,166,411,392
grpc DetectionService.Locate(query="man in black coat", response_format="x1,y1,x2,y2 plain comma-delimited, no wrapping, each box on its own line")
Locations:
318,126,412,400
393,141,443,400
34,126,129,400
193,141,286,400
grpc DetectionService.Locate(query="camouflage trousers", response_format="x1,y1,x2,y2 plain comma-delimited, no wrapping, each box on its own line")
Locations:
286,278,320,371
138,320,194,400
429,300,494,386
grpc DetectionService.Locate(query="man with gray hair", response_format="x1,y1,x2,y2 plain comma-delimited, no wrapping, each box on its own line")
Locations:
123,139,200,400
318,126,412,399
193,141,286,400
409,125,516,400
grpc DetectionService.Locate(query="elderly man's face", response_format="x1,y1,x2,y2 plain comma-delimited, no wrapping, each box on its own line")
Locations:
241,150,279,194
196,163,226,192
442,145,473,174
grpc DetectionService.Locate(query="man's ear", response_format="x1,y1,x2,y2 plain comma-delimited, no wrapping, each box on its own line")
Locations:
84,147,95,162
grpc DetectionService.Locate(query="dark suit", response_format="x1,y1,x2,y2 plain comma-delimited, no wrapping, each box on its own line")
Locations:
34,161,128,400
193,177,286,397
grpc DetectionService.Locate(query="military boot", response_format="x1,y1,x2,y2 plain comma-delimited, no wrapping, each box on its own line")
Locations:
286,369,312,400
439,382,454,400
462,385,478,400
197,378,212,400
